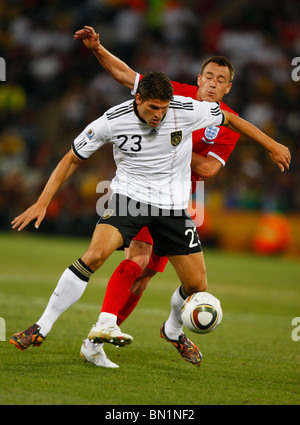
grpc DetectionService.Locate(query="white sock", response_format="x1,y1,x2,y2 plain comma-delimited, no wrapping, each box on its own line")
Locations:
37,268,88,337
96,312,117,328
164,286,186,340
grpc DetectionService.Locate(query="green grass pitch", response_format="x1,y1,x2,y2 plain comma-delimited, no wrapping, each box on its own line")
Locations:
0,231,299,405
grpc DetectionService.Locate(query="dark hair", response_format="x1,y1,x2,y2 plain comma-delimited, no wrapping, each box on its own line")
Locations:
137,71,173,101
201,56,235,83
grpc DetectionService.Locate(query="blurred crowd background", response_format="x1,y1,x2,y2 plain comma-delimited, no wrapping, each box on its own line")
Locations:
0,0,299,254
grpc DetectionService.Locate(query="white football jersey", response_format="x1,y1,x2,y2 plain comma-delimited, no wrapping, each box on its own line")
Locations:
72,95,224,209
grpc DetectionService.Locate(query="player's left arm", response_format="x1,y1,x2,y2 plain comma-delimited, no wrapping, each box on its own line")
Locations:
222,110,291,172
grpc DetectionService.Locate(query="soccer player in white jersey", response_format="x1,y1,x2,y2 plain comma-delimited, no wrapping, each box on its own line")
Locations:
10,72,291,368
73,26,293,368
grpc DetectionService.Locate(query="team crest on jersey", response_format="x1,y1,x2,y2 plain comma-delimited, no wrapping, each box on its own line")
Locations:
101,209,115,220
170,131,182,146
204,126,220,141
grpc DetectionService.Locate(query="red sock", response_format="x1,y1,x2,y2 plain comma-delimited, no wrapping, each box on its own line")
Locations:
101,259,142,317
117,292,142,326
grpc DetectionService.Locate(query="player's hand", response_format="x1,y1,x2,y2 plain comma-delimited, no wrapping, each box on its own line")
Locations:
11,203,47,231
268,142,291,172
74,26,100,51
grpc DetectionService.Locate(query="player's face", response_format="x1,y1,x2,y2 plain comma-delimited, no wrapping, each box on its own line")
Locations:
135,94,170,127
197,62,232,102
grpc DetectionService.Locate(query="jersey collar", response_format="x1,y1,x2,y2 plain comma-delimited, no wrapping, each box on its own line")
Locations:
133,100,147,124
133,100,167,126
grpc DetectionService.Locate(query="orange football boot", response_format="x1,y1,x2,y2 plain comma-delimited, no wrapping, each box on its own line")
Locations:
160,322,202,366
10,324,45,351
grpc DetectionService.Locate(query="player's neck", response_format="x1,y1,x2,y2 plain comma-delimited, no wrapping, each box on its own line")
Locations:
133,100,147,124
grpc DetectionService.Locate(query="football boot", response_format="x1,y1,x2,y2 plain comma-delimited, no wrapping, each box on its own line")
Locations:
160,322,202,366
80,340,119,368
10,324,45,351
88,324,133,347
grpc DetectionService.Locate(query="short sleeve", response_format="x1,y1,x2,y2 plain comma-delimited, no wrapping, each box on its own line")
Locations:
131,73,142,96
192,101,224,132
72,115,111,160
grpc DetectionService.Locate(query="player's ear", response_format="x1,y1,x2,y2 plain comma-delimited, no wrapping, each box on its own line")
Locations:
135,93,142,105
197,74,202,87
225,82,232,95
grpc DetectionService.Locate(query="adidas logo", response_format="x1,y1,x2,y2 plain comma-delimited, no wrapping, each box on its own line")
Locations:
148,128,158,135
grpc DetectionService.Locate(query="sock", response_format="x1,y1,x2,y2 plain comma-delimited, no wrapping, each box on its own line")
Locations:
37,258,93,337
96,312,118,327
164,286,187,340
117,292,142,326
97,259,142,324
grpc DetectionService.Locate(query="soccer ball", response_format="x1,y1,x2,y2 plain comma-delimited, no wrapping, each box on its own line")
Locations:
181,292,223,334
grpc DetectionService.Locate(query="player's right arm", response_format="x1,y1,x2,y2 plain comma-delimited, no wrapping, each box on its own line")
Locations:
74,26,136,89
11,150,81,231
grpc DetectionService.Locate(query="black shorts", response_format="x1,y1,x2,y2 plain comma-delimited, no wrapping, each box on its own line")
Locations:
97,194,202,256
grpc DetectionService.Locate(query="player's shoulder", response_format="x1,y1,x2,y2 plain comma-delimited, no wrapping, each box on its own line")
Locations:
219,100,238,116
105,99,134,122
170,95,195,110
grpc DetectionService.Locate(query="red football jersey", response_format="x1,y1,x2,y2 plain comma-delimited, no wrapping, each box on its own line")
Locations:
170,81,240,192
135,74,240,191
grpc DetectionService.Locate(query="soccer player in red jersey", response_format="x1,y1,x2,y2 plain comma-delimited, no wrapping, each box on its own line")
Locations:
71,26,290,367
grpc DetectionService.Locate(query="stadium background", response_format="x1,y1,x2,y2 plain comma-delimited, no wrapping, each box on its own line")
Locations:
0,0,299,256
0,0,300,407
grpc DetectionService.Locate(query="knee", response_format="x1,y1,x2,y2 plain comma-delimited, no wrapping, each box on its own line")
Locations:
127,241,152,270
131,254,151,270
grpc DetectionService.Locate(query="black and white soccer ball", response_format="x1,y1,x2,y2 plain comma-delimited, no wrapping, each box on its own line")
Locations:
181,292,223,334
